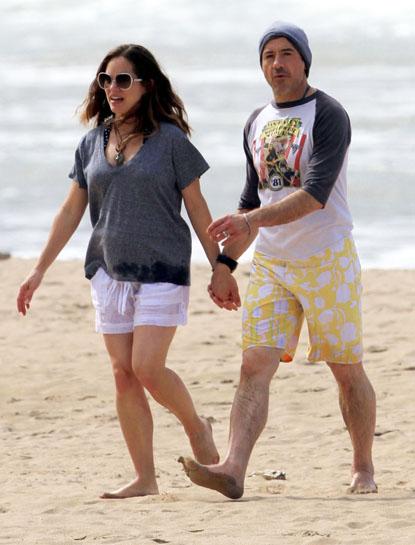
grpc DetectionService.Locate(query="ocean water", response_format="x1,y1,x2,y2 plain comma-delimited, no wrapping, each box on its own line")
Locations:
1,0,414,267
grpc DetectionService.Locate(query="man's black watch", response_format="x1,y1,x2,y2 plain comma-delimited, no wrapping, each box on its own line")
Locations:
215,253,238,273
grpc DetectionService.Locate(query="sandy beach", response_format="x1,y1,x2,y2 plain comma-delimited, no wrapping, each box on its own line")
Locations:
1,257,414,545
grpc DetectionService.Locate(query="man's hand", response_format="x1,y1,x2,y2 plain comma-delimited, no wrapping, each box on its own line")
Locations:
208,265,241,311
207,213,250,247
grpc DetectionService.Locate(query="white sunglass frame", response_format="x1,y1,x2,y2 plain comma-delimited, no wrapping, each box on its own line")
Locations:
97,72,143,90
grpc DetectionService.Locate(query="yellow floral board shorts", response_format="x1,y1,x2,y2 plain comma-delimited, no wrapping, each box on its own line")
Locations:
242,237,363,364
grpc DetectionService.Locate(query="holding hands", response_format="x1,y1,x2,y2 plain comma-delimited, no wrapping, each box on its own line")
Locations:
208,265,241,311
207,211,255,311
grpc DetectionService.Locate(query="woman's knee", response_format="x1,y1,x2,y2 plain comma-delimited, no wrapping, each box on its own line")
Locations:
112,362,136,395
133,360,160,392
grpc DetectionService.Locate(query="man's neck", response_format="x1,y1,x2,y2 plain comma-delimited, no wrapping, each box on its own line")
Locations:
274,81,311,104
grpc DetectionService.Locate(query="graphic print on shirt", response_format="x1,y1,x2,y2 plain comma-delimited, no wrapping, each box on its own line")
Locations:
253,118,307,191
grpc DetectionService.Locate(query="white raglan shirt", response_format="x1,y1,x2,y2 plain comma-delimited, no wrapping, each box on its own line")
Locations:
239,90,354,260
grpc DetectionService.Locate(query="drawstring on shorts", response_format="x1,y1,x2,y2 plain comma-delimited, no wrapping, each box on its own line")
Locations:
104,280,135,315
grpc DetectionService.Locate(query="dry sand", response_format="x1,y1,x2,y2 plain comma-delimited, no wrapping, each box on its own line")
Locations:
1,258,414,545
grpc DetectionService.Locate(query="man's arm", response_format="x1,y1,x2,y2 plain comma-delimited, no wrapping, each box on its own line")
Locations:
208,190,322,247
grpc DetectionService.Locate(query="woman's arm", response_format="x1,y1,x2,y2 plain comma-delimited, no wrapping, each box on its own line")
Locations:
182,179,241,310
182,178,219,270
208,208,258,310
17,181,88,315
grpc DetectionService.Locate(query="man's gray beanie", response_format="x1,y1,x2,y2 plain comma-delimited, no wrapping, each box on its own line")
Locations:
258,21,312,76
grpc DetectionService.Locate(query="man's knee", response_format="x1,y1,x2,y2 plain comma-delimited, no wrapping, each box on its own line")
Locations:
327,361,373,393
241,347,281,381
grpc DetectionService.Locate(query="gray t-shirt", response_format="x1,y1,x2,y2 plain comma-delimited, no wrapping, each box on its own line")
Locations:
69,122,209,285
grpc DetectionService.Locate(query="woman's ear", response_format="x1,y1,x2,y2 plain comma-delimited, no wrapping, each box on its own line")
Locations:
144,79,155,93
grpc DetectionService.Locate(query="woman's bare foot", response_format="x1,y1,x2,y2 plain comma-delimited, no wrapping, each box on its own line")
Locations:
187,417,220,465
347,471,378,494
100,477,159,499
178,456,243,499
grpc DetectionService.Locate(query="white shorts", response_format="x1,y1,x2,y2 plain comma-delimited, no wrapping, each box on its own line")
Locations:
90,268,190,334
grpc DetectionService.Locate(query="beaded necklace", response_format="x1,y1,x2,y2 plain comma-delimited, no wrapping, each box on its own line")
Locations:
103,116,141,166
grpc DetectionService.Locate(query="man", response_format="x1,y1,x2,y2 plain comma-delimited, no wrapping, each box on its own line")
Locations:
179,21,377,498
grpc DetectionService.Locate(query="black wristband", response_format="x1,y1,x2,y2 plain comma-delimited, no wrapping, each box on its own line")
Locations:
216,253,238,272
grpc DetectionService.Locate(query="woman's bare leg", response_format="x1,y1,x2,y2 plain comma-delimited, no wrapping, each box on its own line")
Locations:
132,325,219,465
101,333,159,499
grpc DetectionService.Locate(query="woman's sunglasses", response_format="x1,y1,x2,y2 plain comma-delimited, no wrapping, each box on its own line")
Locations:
97,72,143,90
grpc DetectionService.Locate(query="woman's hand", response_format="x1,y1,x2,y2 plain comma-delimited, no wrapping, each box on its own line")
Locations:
17,269,44,315
16,181,88,316
208,265,241,311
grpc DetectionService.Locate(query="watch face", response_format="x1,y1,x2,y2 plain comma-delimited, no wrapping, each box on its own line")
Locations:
217,254,237,271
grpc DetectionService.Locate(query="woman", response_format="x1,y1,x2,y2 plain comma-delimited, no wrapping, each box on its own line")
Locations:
17,44,230,499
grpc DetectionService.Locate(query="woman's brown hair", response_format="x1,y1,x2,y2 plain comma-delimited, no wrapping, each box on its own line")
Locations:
78,44,190,135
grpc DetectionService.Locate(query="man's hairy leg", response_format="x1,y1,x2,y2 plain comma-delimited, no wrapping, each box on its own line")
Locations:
179,347,281,499
327,361,377,494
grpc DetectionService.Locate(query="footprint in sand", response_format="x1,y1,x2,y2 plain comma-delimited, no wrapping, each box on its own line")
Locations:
389,520,415,529
367,345,388,353
347,521,369,529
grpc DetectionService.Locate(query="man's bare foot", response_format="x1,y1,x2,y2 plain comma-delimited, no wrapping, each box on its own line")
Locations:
187,417,220,465
100,477,159,499
347,471,378,494
178,456,243,499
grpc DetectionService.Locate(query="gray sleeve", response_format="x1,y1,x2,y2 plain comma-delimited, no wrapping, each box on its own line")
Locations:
68,136,88,189
171,129,209,190
302,94,351,206
238,110,262,210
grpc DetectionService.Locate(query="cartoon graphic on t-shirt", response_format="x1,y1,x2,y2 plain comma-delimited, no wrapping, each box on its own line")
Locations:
253,118,306,191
